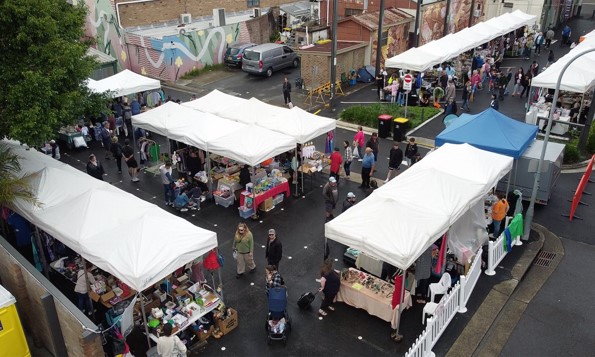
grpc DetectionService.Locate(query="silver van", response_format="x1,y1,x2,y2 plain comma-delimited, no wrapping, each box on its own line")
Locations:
241,43,299,77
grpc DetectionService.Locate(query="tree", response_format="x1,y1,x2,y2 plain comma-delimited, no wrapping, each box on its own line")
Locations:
0,0,108,147
0,144,38,207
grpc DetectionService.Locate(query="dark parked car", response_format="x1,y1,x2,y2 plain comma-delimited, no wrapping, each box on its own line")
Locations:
224,43,257,67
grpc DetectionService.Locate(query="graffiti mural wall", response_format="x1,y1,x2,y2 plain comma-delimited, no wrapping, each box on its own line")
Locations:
420,1,447,45
371,23,410,67
84,0,130,71
447,0,472,34
127,23,251,81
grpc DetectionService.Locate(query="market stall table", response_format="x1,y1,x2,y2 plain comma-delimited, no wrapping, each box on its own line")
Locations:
239,181,290,209
58,130,84,150
337,271,412,329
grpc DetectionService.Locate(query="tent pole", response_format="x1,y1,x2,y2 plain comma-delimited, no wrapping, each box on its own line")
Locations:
217,265,224,302
81,257,95,321
206,151,214,199
576,93,585,124
132,124,137,163
505,165,512,198
140,293,151,348
441,232,449,275
293,145,299,197
512,159,519,191
394,268,407,342
252,166,258,218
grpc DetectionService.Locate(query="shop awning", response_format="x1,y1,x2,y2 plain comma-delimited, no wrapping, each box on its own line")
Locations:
325,143,513,270
5,140,217,292
531,30,595,93
183,89,248,114
87,69,161,97
385,10,536,71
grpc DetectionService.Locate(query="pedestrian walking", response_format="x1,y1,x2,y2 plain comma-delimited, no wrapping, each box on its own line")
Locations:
318,259,340,317
512,68,524,96
547,50,555,66
385,142,403,183
342,192,357,212
491,193,509,237
122,138,140,182
322,177,339,222
490,94,499,111
404,137,418,166
265,229,282,269
461,81,471,112
366,132,379,165
535,32,544,55
376,68,387,100
444,79,456,103
109,136,123,173
519,74,531,98
86,154,105,181
470,70,481,102
545,28,555,49
562,25,572,46
159,161,175,206
359,147,375,190
444,97,458,117
100,122,112,160
282,77,292,105
353,126,365,160
343,140,352,180
329,147,343,183
233,223,256,279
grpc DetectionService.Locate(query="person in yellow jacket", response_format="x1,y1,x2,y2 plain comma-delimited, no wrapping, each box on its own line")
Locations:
491,193,509,237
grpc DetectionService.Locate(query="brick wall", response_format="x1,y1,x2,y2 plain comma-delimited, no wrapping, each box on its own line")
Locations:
116,0,292,27
0,242,103,357
299,46,365,89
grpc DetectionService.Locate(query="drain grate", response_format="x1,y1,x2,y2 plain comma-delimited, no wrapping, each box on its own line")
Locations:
534,251,557,267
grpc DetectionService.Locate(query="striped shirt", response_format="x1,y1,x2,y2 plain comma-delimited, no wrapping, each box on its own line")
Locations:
344,146,353,163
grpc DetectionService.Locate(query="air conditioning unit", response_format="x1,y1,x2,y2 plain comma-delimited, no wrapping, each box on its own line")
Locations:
253,8,261,17
474,9,481,17
213,8,226,27
180,13,192,25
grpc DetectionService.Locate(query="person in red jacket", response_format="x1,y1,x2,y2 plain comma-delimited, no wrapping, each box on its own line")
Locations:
329,147,343,183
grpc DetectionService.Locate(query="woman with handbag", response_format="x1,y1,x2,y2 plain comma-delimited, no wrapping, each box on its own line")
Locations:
233,223,256,279
157,323,187,357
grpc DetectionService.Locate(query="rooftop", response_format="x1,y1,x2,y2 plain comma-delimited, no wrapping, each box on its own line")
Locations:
340,8,414,30
298,41,368,54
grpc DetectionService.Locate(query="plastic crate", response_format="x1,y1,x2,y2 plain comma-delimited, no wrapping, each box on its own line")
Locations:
238,207,254,219
272,194,284,206
214,194,234,208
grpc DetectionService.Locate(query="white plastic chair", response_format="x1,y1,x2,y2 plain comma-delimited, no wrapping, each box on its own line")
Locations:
422,296,443,325
428,272,451,303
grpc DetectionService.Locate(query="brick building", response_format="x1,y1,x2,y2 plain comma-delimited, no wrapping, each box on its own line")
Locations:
115,0,297,27
337,8,413,67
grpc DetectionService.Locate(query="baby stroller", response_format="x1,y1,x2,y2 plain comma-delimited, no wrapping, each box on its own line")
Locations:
265,286,291,345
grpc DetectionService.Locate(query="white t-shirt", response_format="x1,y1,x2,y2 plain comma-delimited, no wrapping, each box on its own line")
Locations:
74,270,96,294
157,335,187,357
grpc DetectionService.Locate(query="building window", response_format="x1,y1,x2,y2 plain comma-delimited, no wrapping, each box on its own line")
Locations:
247,0,260,7
345,8,363,17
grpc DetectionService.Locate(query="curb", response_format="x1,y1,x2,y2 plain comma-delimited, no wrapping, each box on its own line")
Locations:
446,223,562,357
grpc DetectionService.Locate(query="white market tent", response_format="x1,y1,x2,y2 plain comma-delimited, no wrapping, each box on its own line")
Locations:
4,139,218,292
531,30,595,92
182,89,248,114
131,102,295,167
324,143,513,270
385,10,537,72
87,69,161,98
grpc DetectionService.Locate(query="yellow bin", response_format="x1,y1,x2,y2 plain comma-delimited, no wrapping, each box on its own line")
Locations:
0,284,30,357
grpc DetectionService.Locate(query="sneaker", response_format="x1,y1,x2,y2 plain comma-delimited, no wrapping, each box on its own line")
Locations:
358,159,363,162
180,208,189,212
190,206,197,210
200,196,206,202
165,202,170,206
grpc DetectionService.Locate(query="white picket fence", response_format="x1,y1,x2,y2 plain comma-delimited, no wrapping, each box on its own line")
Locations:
485,216,522,276
405,247,484,357
405,282,462,357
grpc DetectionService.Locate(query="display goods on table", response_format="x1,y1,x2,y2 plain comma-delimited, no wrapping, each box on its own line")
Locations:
337,268,412,329
238,170,290,214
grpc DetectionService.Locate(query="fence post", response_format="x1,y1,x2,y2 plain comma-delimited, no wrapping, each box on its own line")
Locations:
426,317,437,357
485,240,496,276
458,275,468,313
515,232,523,246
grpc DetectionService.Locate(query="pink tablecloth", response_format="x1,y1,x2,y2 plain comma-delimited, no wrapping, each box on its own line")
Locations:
239,181,290,208
337,279,412,329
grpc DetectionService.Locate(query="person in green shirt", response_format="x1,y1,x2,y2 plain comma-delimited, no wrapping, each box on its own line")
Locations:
233,223,256,279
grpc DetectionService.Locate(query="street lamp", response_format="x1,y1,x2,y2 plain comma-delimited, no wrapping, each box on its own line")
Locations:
523,48,595,240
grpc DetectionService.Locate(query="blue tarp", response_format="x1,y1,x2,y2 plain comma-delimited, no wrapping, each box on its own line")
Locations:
435,108,538,159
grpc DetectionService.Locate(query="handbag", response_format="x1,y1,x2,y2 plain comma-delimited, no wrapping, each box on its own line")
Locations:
352,145,359,158
217,251,225,267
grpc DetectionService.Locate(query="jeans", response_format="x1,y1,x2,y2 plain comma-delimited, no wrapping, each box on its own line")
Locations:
493,219,503,237
343,161,351,177
462,99,470,111
398,92,406,105
76,292,93,314
163,184,174,204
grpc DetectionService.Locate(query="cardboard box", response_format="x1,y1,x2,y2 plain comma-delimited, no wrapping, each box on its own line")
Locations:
101,291,115,303
216,308,238,335
258,197,274,212
195,325,214,342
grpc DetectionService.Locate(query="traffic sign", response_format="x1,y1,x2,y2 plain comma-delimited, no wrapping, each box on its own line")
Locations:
403,74,413,91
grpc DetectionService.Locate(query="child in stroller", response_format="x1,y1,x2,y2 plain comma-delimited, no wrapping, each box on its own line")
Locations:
265,286,291,345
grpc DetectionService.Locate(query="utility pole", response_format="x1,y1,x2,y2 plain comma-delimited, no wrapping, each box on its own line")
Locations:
469,0,476,27
329,0,338,109
374,0,386,74
444,0,451,37
414,0,422,47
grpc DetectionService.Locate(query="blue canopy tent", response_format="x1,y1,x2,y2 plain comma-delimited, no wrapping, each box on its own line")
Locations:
435,108,538,159
435,108,538,203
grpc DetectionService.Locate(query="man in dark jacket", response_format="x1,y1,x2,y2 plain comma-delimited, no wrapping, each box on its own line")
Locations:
282,78,292,105
385,142,404,183
265,229,283,269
